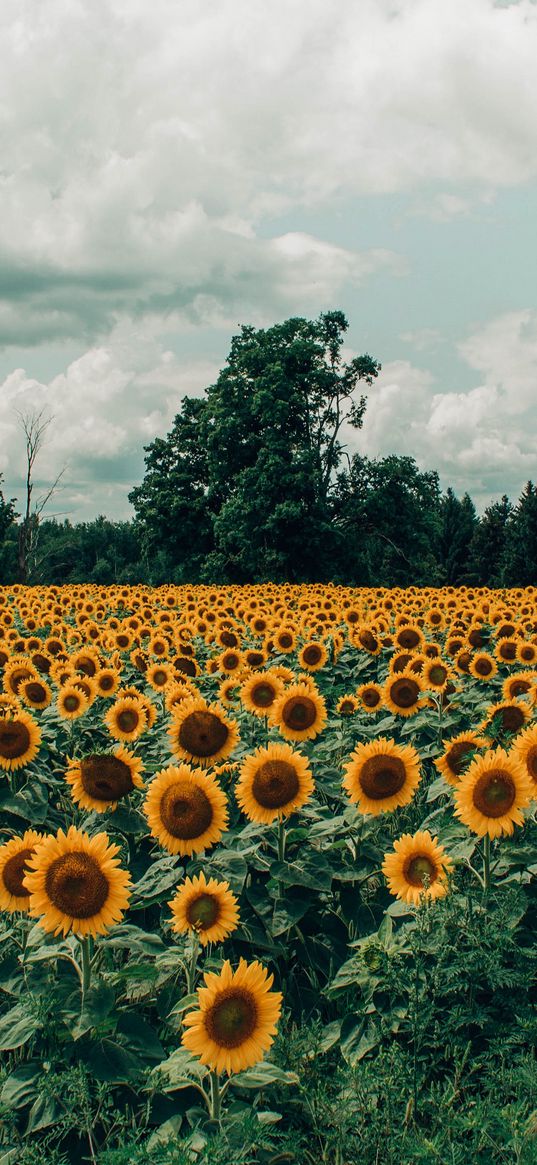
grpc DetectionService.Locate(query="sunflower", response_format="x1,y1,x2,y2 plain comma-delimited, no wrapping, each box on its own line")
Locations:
168,697,239,769
144,764,228,856
422,659,452,691
271,682,327,742
356,682,384,713
351,626,382,655
494,637,519,665
0,831,43,912
182,958,282,1075
383,670,426,718
57,684,90,720
517,642,537,666
394,623,424,652
0,709,41,771
336,694,359,716
65,745,144,812
168,870,239,946
502,671,536,702
146,661,174,691
24,825,132,937
382,830,453,905
273,627,297,654
236,742,314,824
105,696,148,742
468,652,498,681
479,699,532,742
94,668,121,698
297,641,328,671
511,723,537,791
343,738,421,815
435,730,487,786
240,673,283,717
454,748,533,837
19,677,52,710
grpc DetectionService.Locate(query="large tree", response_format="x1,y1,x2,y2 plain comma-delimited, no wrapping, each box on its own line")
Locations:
0,474,18,583
503,482,537,585
130,312,380,582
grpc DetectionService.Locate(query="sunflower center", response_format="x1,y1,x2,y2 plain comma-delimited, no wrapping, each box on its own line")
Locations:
186,892,220,929
362,688,381,707
25,682,47,703
281,696,317,731
389,678,420,708
510,680,531,697
446,741,475,776
520,646,535,661
80,755,134,801
360,755,407,800
251,683,276,708
303,645,322,665
178,711,229,758
117,709,140,733
160,784,213,838
359,631,378,652
278,634,293,649
252,760,300,809
2,848,34,897
205,987,258,1049
497,706,526,733
45,852,109,919
499,642,517,660
475,658,493,676
0,721,31,759
64,694,81,712
397,629,421,649
429,665,448,686
405,855,437,887
220,631,238,648
339,699,355,714
473,770,516,817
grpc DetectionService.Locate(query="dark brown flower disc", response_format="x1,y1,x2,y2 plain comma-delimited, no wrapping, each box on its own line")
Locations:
175,657,198,677
475,657,493,676
160,784,213,838
117,709,140,733
359,755,407,800
446,740,476,777
362,687,381,707
359,631,378,652
24,682,47,704
281,696,317,731
186,892,220,929
496,706,526,733
389,678,421,708
251,683,277,708
397,628,421,649
206,987,258,1048
498,641,517,661
429,665,448,686
80,755,134,801
0,720,31,759
2,848,34,897
525,746,537,783
178,711,229,757
278,633,294,649
473,771,516,817
302,645,323,665
252,760,300,809
404,855,437,887
45,853,109,918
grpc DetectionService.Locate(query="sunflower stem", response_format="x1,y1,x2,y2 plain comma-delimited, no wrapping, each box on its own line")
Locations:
81,936,92,997
277,819,286,863
186,932,200,996
483,834,491,898
209,1069,222,1124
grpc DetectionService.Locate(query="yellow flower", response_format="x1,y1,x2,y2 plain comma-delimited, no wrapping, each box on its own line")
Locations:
24,825,131,938
271,681,327,742
168,870,239,946
182,958,282,1075
168,697,239,769
143,764,228,856
65,746,144,812
0,831,44,912
0,708,41,771
236,742,314,824
453,748,533,838
382,830,452,905
343,738,421,815
435,731,488,787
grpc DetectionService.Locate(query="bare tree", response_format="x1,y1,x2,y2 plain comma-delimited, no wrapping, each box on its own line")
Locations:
16,408,66,583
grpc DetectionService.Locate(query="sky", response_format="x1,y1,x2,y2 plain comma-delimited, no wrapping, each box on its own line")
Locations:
1,0,537,522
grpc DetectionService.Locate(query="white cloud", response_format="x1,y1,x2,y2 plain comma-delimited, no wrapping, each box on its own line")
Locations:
0,0,536,343
354,309,537,509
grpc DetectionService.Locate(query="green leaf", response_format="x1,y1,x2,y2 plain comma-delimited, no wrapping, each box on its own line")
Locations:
271,896,311,936
26,1093,64,1134
340,1015,380,1065
155,1046,208,1089
0,1005,40,1050
116,1012,164,1062
101,923,165,954
232,1062,299,1089
81,1037,144,1082
130,856,183,907
68,981,115,1039
0,1063,41,1110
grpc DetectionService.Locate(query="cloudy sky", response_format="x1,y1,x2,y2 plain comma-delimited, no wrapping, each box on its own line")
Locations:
1,0,537,522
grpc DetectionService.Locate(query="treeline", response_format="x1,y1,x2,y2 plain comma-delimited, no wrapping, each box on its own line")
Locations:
1,471,536,588
1,310,536,588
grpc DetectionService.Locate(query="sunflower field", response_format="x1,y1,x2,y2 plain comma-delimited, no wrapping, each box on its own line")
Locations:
1,583,537,1165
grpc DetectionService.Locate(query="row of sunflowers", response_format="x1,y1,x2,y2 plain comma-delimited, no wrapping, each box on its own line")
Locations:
1,583,537,1161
